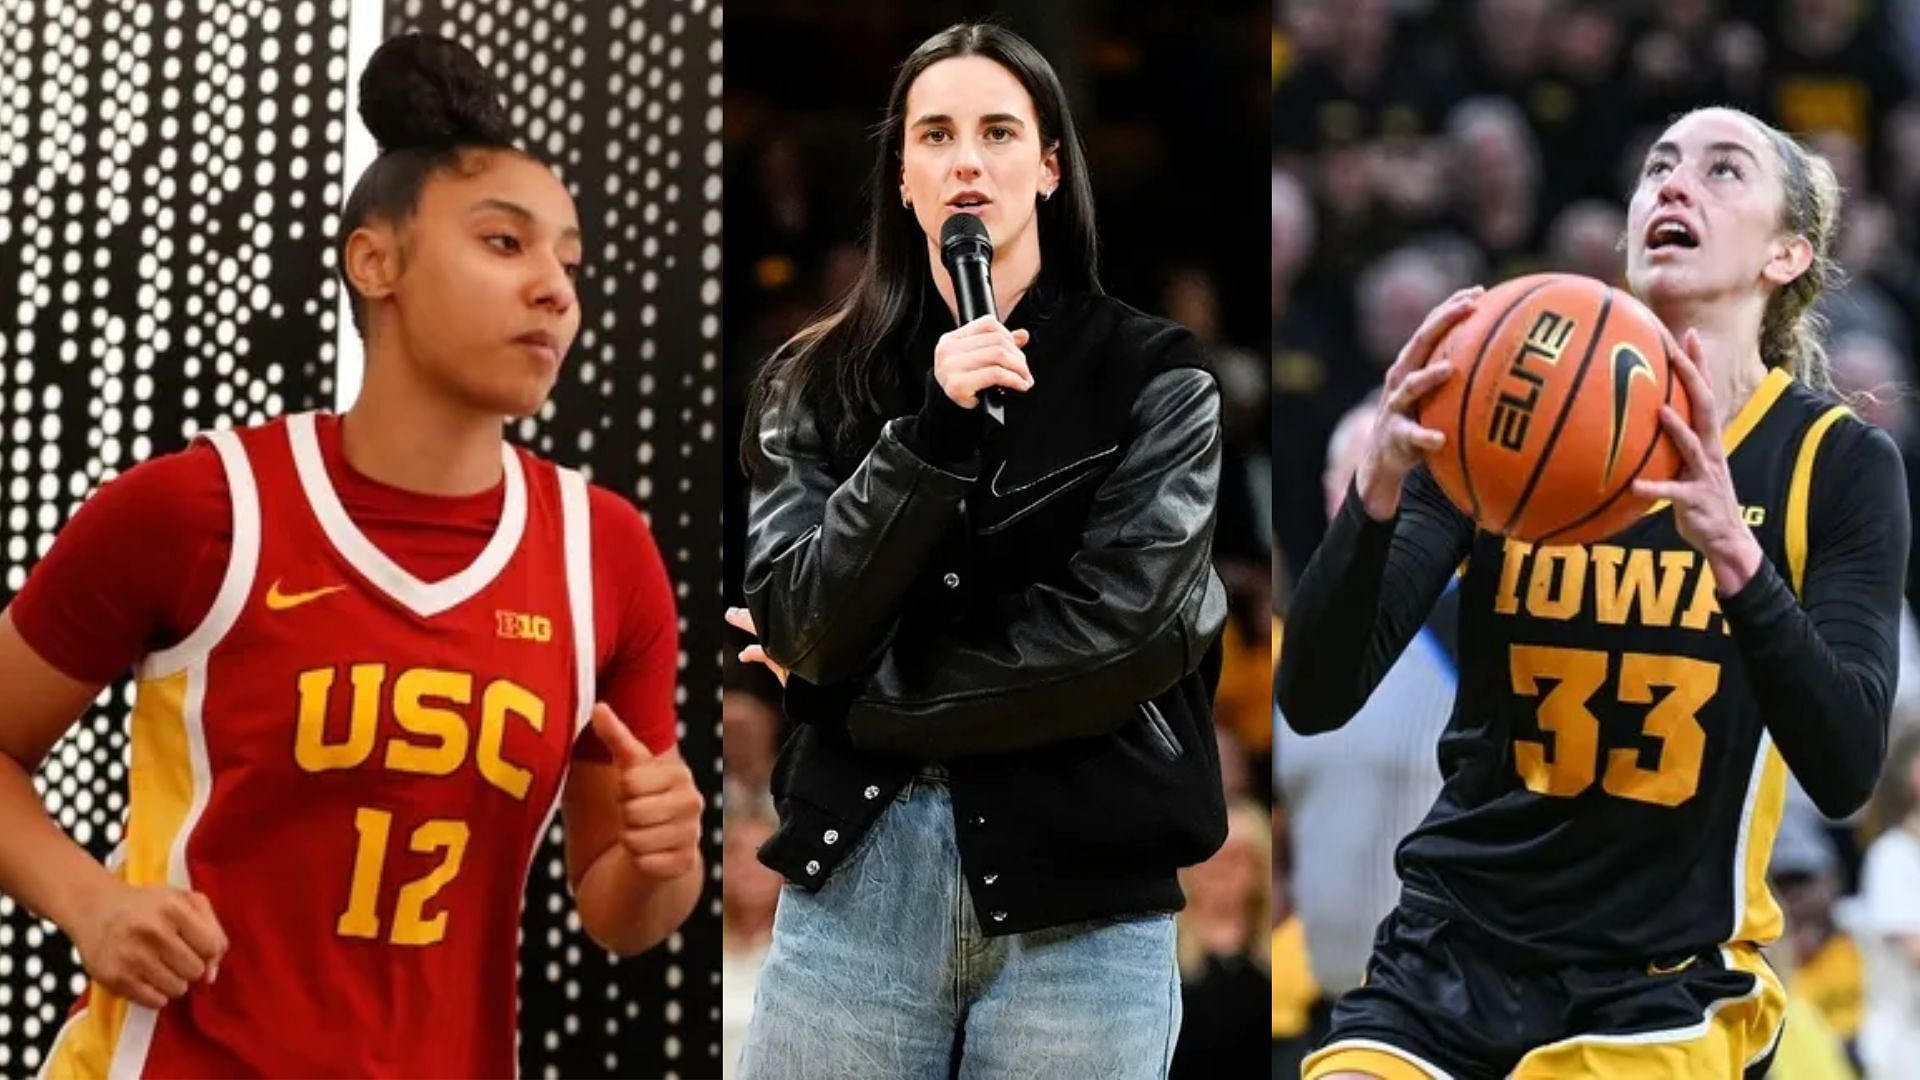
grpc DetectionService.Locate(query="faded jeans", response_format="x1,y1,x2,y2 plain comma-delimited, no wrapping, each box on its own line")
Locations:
736,769,1182,1080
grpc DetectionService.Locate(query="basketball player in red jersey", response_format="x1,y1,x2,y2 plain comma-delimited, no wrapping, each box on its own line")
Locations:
0,35,703,1077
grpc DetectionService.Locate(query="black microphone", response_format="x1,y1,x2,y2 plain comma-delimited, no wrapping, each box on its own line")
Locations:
939,213,1005,421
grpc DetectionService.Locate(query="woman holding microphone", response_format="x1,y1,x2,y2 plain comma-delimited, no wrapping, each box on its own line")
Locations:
730,22,1228,1079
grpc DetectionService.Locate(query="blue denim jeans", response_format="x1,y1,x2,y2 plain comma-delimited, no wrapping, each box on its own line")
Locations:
736,769,1182,1080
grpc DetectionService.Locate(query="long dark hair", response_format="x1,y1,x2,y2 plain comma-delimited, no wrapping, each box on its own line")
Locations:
338,33,521,337
741,23,1101,473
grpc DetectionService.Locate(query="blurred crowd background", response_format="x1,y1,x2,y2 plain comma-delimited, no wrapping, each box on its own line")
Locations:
720,1,1274,1075
1273,0,1920,1076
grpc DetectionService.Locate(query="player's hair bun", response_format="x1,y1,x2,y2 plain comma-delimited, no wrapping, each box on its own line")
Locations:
358,32,514,153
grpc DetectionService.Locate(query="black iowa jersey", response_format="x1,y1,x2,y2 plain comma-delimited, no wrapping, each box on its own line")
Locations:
1396,368,1875,963
1279,364,1910,971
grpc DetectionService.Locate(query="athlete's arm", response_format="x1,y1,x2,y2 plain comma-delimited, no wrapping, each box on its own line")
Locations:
562,489,702,955
1277,467,1475,734
841,368,1223,758
0,449,231,1006
1277,289,1481,734
562,744,703,957
1721,422,1909,817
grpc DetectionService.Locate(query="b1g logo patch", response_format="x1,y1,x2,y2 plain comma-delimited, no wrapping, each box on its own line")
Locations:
496,610,553,643
1488,310,1575,451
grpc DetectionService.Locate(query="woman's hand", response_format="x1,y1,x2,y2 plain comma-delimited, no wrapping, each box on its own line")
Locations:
1631,328,1765,593
588,705,704,880
71,881,227,1009
726,607,788,686
1353,286,1481,520
933,315,1032,409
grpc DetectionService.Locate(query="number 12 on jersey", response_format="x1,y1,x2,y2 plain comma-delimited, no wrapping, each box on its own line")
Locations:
1510,645,1719,807
338,808,470,945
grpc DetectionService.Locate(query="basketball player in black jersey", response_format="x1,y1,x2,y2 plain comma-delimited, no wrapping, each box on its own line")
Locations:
1278,106,1910,1078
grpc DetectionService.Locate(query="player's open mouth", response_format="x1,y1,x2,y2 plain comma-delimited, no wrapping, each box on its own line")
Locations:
1646,217,1698,251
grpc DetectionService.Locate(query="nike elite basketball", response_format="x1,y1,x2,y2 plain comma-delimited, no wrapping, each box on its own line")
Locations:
1418,273,1693,544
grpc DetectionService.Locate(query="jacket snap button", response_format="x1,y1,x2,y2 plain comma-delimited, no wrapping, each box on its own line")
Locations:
969,815,986,827
990,911,1008,922
823,829,840,845
942,572,961,589
805,860,821,876
983,873,998,885
863,785,880,799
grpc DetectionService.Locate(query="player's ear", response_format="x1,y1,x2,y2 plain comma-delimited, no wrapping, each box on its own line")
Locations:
1762,232,1813,289
344,221,405,304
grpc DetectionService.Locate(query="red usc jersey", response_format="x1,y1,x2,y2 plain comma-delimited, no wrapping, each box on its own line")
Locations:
42,413,603,1078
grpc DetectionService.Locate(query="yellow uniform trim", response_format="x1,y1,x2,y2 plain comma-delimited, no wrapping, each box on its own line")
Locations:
1304,1041,1446,1080
40,672,194,1079
1787,405,1852,595
1510,944,1786,1078
1648,367,1793,516
1735,746,1789,944
1721,368,1793,457
1727,403,1851,946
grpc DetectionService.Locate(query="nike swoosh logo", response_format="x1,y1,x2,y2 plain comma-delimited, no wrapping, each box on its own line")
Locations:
265,579,348,611
977,444,1121,535
1605,344,1656,487
1646,955,1698,976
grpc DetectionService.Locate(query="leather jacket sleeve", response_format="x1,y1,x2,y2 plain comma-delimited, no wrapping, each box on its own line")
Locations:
844,367,1227,759
742,394,974,686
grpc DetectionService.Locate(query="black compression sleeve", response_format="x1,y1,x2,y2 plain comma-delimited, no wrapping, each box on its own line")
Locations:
1721,421,1910,817
1276,465,1475,733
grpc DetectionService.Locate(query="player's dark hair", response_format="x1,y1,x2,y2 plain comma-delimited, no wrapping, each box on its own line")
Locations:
338,33,521,337
741,22,1101,473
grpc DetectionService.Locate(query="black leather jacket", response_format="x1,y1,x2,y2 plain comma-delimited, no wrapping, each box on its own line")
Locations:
743,288,1229,935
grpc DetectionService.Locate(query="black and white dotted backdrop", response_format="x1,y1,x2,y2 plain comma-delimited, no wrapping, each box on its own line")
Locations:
0,0,723,1077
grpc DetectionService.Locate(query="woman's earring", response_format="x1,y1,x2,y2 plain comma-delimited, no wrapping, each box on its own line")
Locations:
902,194,912,208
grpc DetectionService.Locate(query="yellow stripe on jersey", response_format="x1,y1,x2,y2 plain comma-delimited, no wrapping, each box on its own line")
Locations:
1726,403,1853,946
125,672,196,886
1305,1041,1447,1080
37,996,125,1080
1788,405,1852,595
41,671,194,1079
1647,367,1793,517
1510,943,1785,1078
1722,368,1793,457
1736,745,1789,944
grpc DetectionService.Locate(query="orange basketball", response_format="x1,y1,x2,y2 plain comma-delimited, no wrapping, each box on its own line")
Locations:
1417,273,1692,545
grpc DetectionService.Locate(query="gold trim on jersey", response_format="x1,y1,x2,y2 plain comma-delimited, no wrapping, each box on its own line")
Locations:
40,672,194,1079
1645,367,1793,517
1509,944,1785,1077
1735,745,1789,944
1305,1040,1452,1080
1729,402,1853,948
1788,406,1853,594
1722,367,1793,457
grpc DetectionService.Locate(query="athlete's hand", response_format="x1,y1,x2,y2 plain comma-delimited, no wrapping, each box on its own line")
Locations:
1631,328,1765,593
1354,286,1482,521
933,315,1032,409
724,607,787,686
72,882,227,1009
589,704,703,880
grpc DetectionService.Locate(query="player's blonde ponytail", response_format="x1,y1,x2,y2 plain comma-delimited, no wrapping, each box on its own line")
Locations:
1753,117,1844,397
